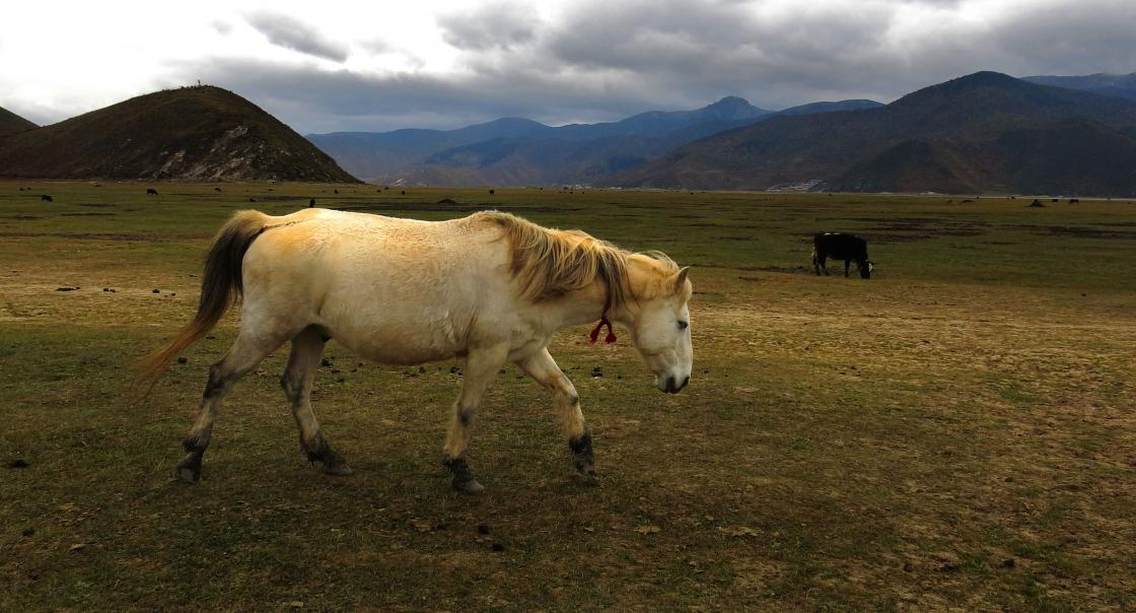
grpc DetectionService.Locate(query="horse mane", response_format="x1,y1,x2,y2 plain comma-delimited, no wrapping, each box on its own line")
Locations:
477,211,677,306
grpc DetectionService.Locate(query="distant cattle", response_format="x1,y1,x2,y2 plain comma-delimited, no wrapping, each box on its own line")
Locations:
214,187,223,192
1068,198,1080,204
812,233,872,279
309,198,316,207
1028,199,1045,207
147,188,159,195
40,194,53,202
489,189,495,195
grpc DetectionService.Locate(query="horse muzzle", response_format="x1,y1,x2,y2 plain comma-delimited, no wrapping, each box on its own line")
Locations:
659,374,690,394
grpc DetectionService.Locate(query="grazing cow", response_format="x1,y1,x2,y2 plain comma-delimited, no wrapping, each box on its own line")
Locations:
812,233,872,279
147,188,159,196
40,194,53,202
214,187,223,192
1068,198,1080,204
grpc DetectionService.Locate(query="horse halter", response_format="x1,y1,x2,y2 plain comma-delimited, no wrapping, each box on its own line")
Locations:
588,291,617,344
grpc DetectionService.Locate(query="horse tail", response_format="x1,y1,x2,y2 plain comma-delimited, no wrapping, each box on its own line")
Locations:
137,210,269,389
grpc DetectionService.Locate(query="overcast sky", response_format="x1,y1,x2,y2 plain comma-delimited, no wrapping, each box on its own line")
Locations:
2,0,1134,133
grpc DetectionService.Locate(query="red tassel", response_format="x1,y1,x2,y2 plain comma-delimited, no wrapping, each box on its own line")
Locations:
589,317,616,344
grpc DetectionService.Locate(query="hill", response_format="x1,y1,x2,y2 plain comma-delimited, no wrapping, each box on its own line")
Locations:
0,86,358,182
1024,73,1136,102
0,106,37,138
614,72,1136,195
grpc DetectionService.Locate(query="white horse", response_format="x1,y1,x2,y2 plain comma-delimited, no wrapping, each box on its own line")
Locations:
142,208,693,493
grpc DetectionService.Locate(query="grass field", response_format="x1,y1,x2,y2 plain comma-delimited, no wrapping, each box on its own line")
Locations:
2,181,1134,611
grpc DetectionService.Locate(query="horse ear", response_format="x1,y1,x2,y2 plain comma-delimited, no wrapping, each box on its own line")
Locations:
673,266,690,294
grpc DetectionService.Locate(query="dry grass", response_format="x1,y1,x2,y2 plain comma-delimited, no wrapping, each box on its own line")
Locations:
1,181,1134,610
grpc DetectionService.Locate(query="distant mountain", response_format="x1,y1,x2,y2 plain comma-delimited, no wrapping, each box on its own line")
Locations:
310,96,891,186
1024,73,1136,102
0,106,37,138
309,96,774,182
307,117,557,181
614,71,1136,195
0,86,357,182
776,99,883,116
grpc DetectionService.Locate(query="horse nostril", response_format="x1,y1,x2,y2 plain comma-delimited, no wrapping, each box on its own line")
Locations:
680,376,690,391
665,376,677,393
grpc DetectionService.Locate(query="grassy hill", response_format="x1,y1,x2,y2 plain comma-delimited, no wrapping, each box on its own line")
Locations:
0,106,37,139
0,86,357,182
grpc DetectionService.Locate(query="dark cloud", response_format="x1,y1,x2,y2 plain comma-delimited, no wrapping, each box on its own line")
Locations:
438,2,542,50
245,12,349,63
177,0,1136,133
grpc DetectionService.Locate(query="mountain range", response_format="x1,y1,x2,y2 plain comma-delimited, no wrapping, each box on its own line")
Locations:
3,69,1135,194
0,87,356,182
615,71,1136,196
307,97,882,185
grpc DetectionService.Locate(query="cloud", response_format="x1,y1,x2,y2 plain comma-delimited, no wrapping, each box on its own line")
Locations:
172,0,1136,133
245,12,349,63
438,2,542,51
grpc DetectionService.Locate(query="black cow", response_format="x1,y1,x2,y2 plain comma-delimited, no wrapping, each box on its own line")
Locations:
813,233,873,279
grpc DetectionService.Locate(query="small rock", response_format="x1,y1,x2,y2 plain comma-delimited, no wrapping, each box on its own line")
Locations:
903,562,914,572
55,286,79,292
1000,558,1016,569
8,458,29,469
21,527,34,537
152,289,160,294
491,542,506,552
320,358,332,367
591,367,603,378
69,543,87,552
477,523,491,535
176,357,188,365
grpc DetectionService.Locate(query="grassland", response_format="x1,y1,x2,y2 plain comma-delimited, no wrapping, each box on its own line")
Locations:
1,182,1134,611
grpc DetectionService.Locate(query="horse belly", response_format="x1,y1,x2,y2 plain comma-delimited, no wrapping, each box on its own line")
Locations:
320,304,469,365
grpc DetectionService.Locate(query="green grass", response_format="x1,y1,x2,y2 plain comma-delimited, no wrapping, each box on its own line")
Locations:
2,181,1134,610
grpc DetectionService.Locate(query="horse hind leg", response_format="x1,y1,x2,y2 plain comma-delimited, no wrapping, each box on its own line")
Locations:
281,326,351,476
176,329,287,483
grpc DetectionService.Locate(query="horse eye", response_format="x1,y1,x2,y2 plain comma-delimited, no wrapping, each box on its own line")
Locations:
677,320,689,330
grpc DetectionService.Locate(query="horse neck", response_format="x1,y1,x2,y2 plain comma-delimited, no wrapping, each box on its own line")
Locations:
536,258,664,330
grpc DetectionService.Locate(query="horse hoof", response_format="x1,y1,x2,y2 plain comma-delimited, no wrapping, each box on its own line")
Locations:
175,455,201,483
323,463,353,476
453,478,485,494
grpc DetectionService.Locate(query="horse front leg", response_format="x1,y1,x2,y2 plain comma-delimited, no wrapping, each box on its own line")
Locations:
516,348,595,480
442,343,509,494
